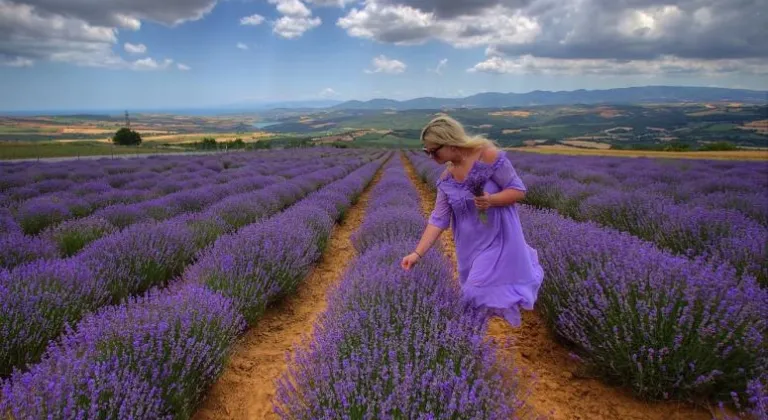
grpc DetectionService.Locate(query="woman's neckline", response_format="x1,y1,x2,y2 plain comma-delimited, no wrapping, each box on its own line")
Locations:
446,148,502,184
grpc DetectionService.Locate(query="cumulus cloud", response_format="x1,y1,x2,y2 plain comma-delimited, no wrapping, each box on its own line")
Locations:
268,0,322,38
0,0,211,70
236,42,249,50
336,2,540,47
240,14,265,25
17,0,219,28
336,0,768,76
365,54,406,74
306,0,356,7
319,87,340,97
133,57,174,70
177,63,191,71
124,43,147,54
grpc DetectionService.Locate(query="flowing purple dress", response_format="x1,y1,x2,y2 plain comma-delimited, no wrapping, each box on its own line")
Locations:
428,150,544,327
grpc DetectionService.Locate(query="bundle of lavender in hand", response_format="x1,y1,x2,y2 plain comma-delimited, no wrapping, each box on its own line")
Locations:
465,172,488,224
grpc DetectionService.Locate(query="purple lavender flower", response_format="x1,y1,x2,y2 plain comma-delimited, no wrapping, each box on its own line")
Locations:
0,208,20,235
15,194,73,235
44,216,117,257
518,204,767,403
0,258,109,376
464,169,489,224
351,207,427,254
0,232,58,270
0,283,245,419
77,219,197,303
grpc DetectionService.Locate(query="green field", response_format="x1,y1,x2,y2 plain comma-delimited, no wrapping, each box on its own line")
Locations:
0,141,182,160
1,102,766,159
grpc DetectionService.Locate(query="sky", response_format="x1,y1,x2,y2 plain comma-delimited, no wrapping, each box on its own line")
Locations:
0,0,766,111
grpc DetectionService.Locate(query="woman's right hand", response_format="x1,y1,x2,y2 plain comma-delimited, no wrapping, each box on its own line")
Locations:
401,252,420,270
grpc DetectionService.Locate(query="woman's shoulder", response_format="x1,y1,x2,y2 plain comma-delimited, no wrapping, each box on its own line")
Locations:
478,146,506,166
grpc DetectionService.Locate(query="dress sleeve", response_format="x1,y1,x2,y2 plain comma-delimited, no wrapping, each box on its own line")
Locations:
491,154,527,192
428,185,452,229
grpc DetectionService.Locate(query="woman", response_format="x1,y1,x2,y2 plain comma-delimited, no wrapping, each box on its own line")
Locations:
401,115,544,327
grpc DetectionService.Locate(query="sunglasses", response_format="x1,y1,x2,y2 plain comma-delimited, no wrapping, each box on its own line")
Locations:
422,145,443,157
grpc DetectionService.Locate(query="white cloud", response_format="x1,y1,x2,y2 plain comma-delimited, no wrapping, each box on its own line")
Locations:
177,63,191,71
124,42,147,54
0,0,205,70
19,0,219,27
237,42,249,50
132,57,173,71
319,87,340,97
469,54,768,76
335,0,768,78
365,54,406,74
269,0,311,18
430,58,447,74
306,0,355,7
336,2,539,48
272,16,321,38
268,0,322,38
240,14,265,26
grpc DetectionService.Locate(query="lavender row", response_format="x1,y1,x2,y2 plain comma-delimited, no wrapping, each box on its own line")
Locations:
5,151,348,235
1,153,370,268
511,151,768,195
275,156,524,419
510,151,768,226
0,152,382,378
517,205,767,418
518,167,767,287
0,152,388,419
405,151,766,416
0,151,274,206
0,148,345,194
182,155,386,324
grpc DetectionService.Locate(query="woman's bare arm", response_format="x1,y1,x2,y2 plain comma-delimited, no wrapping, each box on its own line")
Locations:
413,223,445,257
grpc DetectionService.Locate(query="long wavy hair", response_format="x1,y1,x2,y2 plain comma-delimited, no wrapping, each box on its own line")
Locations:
420,115,497,149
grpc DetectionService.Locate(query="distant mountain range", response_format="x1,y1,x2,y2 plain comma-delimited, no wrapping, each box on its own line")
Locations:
329,86,767,111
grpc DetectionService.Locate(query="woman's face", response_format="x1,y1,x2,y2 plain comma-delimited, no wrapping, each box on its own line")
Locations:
422,141,449,164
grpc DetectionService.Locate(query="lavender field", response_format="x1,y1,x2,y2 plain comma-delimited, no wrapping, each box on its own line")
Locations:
1,147,766,419
0,148,388,418
407,150,767,419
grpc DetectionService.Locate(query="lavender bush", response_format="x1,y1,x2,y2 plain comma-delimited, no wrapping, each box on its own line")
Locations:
0,259,110,376
518,205,767,403
44,216,117,256
0,283,245,419
77,219,198,303
184,216,322,324
15,194,73,235
0,231,58,269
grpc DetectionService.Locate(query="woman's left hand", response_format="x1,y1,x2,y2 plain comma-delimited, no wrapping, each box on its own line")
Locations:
474,192,491,210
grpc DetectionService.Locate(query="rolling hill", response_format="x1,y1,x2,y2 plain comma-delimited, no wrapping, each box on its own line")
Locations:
330,86,767,111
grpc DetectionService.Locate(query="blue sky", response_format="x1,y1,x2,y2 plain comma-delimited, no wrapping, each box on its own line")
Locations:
0,0,766,111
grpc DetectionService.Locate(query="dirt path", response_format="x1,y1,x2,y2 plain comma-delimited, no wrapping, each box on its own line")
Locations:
192,163,385,420
401,152,715,420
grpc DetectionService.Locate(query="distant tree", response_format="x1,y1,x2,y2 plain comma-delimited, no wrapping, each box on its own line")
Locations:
699,141,739,151
200,137,217,150
112,127,142,146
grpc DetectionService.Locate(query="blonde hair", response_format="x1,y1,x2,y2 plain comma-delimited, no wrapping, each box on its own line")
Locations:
420,115,496,149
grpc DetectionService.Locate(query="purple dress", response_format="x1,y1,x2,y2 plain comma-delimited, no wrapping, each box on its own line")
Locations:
428,150,544,327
